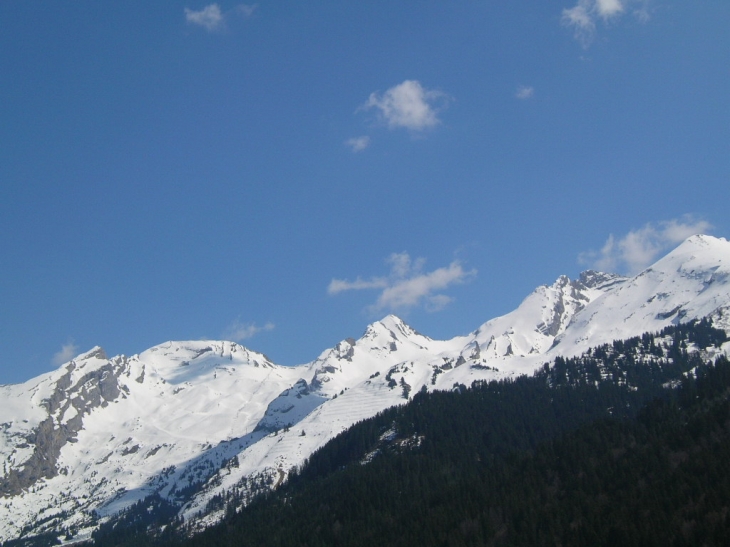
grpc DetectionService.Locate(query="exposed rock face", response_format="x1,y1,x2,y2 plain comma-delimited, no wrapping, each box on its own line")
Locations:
576,270,627,291
0,356,124,497
1,416,66,496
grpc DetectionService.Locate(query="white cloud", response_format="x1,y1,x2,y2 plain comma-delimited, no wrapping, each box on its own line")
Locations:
562,0,596,46
596,0,624,18
185,4,224,31
185,4,256,31
52,340,79,367
329,252,476,312
345,136,371,152
361,80,447,131
579,216,713,274
328,277,388,294
516,86,535,100
223,319,274,342
562,0,650,46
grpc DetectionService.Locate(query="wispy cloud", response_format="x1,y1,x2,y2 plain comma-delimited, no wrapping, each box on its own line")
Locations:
345,136,371,152
361,80,448,132
516,86,535,100
579,216,713,274
562,0,650,46
185,4,224,31
52,340,79,366
223,319,274,342
185,3,257,32
596,0,625,17
329,252,476,312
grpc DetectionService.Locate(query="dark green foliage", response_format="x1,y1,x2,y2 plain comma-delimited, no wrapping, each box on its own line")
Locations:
92,495,180,547
400,377,411,399
93,319,730,547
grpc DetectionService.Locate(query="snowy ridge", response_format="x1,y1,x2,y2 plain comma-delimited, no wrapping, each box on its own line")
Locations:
551,234,730,353
0,341,303,541
1,235,729,542
463,270,625,361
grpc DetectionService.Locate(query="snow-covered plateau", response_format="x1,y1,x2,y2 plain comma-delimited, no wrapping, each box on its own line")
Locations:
1,234,729,542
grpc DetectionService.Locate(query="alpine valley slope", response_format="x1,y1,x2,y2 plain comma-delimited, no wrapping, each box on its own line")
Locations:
1,235,729,542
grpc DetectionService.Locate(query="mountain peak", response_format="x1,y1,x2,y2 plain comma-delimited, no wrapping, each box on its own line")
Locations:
377,314,407,330
78,346,107,361
645,234,730,276
660,234,729,261
366,314,429,343
50,346,107,370
680,233,727,248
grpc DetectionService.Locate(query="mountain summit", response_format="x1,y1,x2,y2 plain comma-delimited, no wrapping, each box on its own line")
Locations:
1,235,729,542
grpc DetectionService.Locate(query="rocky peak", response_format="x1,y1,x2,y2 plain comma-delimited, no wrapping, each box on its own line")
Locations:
576,270,627,291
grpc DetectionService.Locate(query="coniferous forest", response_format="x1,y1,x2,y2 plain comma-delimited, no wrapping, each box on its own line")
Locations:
85,319,730,546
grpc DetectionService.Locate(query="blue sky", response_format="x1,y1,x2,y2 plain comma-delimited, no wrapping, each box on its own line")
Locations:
1,1,728,384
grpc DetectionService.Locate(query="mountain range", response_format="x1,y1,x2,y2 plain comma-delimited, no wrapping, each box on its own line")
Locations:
1,234,729,543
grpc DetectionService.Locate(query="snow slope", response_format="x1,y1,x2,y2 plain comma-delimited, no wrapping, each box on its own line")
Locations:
1,235,729,541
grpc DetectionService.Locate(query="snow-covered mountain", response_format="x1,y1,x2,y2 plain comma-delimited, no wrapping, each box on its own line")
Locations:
1,234,729,542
